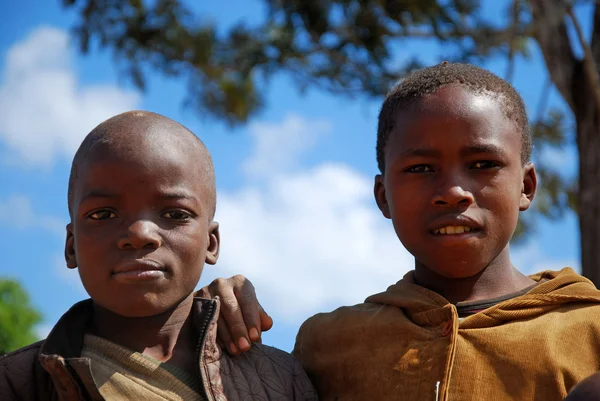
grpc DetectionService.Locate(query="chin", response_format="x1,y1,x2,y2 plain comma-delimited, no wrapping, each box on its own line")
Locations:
101,294,178,318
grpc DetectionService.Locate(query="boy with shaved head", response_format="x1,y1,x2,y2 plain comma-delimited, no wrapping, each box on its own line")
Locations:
0,111,317,401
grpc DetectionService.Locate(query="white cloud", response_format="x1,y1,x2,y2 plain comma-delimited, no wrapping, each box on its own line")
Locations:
0,194,64,236
206,115,414,323
0,26,139,167
243,115,331,177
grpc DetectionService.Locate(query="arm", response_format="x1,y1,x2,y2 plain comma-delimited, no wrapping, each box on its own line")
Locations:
198,275,273,355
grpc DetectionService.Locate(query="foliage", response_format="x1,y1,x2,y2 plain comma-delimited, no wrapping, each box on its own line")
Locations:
62,0,592,243
0,279,42,354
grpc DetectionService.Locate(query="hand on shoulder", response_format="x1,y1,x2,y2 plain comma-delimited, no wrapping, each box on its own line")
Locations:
199,275,273,355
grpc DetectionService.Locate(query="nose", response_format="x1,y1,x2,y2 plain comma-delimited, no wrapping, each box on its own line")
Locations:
432,176,474,207
117,219,162,250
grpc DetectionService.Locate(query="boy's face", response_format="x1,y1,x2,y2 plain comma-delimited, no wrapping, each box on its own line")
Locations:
375,85,536,279
65,130,219,317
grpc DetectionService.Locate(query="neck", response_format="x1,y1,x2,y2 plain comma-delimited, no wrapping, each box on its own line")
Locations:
89,293,195,362
413,247,536,304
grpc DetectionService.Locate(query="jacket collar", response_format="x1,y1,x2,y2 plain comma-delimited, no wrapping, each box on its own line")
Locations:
38,293,222,400
365,268,600,328
39,292,222,363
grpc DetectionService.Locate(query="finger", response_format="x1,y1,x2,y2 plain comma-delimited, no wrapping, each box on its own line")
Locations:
259,303,274,332
214,278,252,352
234,277,263,342
217,317,238,355
197,285,212,299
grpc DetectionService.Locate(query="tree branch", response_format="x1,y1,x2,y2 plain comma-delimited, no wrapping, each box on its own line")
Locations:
567,5,600,117
530,0,578,111
506,0,522,83
591,4,600,63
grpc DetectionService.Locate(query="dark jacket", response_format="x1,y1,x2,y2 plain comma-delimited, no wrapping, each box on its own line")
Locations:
0,295,317,401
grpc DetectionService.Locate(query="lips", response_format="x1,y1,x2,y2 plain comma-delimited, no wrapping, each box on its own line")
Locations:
112,259,168,281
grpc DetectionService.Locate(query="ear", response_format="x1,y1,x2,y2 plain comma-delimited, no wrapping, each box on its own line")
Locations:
205,221,220,265
374,174,391,219
519,162,537,211
65,223,78,269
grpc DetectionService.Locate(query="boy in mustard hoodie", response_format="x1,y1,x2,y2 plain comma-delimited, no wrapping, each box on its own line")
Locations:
201,63,600,401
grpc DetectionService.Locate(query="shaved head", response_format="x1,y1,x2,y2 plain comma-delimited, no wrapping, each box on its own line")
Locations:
68,110,216,219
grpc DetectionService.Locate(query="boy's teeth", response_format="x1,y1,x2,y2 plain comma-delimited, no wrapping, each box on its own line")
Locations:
434,226,472,235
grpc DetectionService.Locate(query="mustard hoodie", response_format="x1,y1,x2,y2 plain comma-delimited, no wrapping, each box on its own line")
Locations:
293,268,600,401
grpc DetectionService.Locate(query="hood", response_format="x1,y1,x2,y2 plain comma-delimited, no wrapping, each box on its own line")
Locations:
365,268,600,329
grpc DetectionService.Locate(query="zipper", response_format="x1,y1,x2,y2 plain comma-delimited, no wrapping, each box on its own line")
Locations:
65,362,93,401
438,307,460,401
195,299,217,401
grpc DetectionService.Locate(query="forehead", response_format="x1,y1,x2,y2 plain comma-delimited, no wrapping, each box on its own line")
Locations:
390,85,520,150
73,129,212,202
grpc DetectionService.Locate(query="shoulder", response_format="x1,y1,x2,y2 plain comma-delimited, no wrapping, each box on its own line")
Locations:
218,343,317,400
297,302,399,340
0,340,44,368
0,341,51,401
293,302,401,363
236,343,312,382
306,302,395,324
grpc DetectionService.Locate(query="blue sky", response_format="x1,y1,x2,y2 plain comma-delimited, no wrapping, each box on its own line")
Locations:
0,1,585,352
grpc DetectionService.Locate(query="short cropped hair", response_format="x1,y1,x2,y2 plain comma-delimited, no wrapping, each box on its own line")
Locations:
376,62,532,173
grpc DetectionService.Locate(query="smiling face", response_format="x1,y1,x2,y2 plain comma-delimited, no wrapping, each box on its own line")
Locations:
65,121,219,317
374,85,536,279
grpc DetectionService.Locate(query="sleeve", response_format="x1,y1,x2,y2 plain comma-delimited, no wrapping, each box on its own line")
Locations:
0,344,55,401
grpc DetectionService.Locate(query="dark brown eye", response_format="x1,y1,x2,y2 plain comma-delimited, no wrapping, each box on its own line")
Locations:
406,165,432,173
162,210,192,220
471,161,498,169
88,210,116,220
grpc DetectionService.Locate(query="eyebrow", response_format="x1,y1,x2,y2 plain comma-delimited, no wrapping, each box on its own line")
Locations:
398,148,442,158
460,144,507,158
79,190,199,204
160,192,199,202
398,144,507,159
79,190,118,204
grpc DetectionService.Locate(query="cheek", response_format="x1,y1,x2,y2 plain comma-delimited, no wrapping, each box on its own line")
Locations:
387,189,423,240
388,184,423,217
74,230,107,261
480,182,521,227
169,228,207,264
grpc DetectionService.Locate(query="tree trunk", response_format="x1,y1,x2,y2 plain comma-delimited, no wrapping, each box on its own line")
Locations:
532,0,600,287
575,76,600,286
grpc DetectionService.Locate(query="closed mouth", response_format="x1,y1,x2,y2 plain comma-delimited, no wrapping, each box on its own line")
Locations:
112,259,167,275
